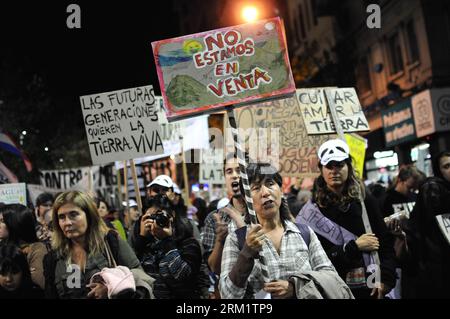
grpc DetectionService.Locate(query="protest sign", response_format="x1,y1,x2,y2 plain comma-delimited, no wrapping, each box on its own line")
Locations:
225,92,332,177
114,97,210,170
435,214,450,246
39,165,121,207
0,183,26,205
200,148,224,184
298,88,370,134
152,17,295,121
344,133,367,179
80,85,165,165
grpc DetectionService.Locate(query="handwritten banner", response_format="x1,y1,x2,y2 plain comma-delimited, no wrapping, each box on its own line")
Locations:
80,85,165,165
152,17,295,121
435,214,450,246
226,92,332,177
298,88,370,134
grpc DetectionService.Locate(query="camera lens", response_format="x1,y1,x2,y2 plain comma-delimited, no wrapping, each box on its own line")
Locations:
150,211,170,228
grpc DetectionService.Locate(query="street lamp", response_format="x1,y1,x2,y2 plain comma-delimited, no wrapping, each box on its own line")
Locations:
242,6,258,22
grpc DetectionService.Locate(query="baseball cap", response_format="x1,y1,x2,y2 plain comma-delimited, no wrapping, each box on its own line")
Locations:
146,175,174,189
173,183,182,195
217,197,230,210
318,139,350,166
122,199,138,208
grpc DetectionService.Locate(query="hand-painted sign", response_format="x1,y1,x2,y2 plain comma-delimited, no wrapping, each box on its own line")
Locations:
152,17,295,121
298,88,370,134
381,98,416,147
0,183,26,205
225,92,332,177
80,86,165,165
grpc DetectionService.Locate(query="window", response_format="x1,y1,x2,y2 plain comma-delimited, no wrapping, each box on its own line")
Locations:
356,56,372,94
405,20,420,64
388,32,404,75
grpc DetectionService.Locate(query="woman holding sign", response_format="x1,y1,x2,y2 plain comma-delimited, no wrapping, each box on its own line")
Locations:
296,139,396,299
220,162,352,299
407,151,450,298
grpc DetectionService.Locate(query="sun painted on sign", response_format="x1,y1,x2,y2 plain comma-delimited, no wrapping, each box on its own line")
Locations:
152,18,295,121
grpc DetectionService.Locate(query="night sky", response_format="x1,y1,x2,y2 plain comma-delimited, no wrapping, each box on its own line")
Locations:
1,1,180,111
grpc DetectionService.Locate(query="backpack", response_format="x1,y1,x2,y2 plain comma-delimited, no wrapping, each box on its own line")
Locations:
235,223,311,251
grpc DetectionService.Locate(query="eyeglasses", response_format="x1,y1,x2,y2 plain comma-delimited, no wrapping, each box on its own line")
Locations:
325,161,346,169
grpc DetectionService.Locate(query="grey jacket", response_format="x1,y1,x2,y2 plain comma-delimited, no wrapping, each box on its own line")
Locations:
290,270,355,299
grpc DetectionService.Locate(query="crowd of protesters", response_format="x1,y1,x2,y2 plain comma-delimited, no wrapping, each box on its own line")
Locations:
1,140,450,299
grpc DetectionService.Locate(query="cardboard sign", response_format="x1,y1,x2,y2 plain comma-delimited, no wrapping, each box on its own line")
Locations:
435,214,450,246
345,133,367,179
381,98,416,147
0,183,26,205
298,88,370,134
200,149,224,185
226,93,332,177
80,85,165,165
114,97,210,170
39,166,121,207
152,17,295,121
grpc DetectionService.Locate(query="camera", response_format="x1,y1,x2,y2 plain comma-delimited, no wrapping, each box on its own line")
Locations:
148,210,171,228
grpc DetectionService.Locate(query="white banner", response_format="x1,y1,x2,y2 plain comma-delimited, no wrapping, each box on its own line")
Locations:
114,97,209,170
38,165,121,207
435,213,450,246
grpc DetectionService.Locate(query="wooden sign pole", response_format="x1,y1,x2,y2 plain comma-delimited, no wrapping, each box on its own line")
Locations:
130,159,143,214
324,89,381,287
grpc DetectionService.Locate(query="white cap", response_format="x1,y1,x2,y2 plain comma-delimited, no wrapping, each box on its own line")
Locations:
173,183,182,195
122,199,138,207
146,175,174,188
217,197,230,210
318,139,350,165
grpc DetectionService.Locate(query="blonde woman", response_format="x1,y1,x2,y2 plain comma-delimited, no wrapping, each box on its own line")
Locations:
43,191,152,299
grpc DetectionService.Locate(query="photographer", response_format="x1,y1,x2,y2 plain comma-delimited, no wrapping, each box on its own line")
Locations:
134,195,202,299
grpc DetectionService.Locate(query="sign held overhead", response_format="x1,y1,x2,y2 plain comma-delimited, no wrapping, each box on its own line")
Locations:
298,88,370,135
152,18,295,121
80,85,165,165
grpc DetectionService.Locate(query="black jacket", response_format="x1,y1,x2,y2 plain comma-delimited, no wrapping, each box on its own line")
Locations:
313,194,397,295
406,177,450,298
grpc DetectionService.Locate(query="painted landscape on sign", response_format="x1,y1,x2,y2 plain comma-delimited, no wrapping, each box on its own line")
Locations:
152,17,295,121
